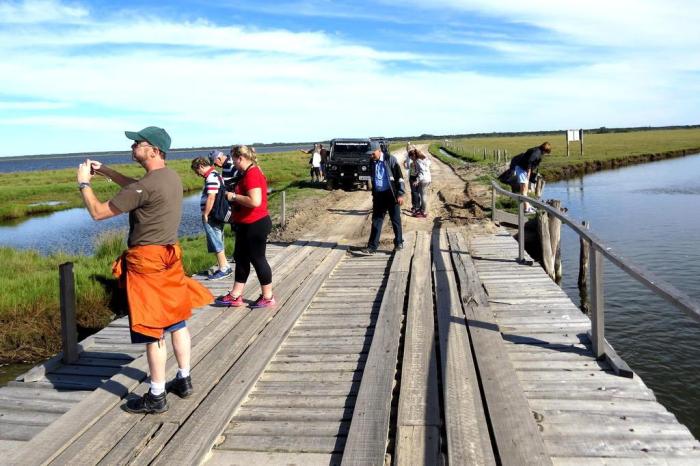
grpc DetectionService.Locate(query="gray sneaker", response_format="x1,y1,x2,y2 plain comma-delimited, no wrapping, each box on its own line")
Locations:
355,248,376,256
209,268,233,280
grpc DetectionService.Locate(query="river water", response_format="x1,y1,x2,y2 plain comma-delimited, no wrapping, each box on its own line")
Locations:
546,153,700,437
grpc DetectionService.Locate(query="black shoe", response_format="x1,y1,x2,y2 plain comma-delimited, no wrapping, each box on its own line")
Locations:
168,375,193,399
355,248,376,256
125,390,168,414
394,243,404,251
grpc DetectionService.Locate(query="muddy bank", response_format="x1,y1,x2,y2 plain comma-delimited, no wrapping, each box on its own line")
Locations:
540,147,700,182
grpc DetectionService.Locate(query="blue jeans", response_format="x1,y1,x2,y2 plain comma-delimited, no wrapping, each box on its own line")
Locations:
203,218,225,253
368,190,403,250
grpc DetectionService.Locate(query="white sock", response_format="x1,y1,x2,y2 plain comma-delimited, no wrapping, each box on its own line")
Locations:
177,368,190,379
150,381,165,396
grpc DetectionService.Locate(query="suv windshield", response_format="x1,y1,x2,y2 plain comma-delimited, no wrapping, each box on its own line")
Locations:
331,142,370,161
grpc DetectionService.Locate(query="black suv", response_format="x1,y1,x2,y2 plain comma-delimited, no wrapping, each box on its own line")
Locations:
325,138,372,190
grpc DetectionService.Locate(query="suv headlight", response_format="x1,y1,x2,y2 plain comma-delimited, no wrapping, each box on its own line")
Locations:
361,166,367,171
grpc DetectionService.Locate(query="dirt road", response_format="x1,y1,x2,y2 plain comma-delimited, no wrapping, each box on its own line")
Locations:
272,145,496,248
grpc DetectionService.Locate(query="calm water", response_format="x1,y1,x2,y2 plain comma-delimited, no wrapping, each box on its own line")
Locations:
0,144,301,173
547,153,700,437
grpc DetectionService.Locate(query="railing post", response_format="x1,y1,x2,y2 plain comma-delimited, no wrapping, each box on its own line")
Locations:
491,184,496,221
59,262,79,364
518,201,525,262
280,190,286,227
590,247,605,359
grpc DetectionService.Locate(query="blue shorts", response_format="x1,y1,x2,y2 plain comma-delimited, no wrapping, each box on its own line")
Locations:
514,165,529,185
203,218,225,253
130,320,187,344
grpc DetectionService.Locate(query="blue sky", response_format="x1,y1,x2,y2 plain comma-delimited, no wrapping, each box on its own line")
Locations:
1,0,699,156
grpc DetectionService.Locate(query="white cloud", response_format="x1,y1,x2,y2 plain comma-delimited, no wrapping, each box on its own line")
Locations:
0,0,88,24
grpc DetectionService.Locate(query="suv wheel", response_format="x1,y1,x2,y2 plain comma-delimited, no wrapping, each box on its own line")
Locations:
326,179,335,191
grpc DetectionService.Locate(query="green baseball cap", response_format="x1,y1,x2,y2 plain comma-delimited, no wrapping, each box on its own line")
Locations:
125,126,171,153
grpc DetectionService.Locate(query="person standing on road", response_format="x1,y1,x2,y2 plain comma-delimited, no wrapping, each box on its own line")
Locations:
77,126,213,414
413,148,432,218
510,141,551,214
357,141,405,255
404,144,421,215
215,145,276,308
191,157,232,280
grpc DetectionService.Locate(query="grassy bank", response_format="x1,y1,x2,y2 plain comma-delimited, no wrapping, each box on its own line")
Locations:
0,149,315,221
0,150,325,363
434,127,700,181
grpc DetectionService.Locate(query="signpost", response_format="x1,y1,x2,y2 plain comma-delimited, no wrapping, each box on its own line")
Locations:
566,129,584,156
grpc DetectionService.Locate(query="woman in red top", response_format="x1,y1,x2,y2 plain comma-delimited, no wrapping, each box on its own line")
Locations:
215,145,275,308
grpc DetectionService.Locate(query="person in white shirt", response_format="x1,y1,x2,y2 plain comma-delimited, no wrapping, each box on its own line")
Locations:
299,144,323,183
413,149,432,218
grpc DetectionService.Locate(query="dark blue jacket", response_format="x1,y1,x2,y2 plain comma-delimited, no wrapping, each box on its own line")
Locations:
370,154,405,201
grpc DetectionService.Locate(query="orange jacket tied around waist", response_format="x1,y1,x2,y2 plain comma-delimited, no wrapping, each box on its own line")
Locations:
112,244,213,340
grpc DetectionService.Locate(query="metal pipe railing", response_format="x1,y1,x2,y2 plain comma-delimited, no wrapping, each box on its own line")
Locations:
491,181,700,360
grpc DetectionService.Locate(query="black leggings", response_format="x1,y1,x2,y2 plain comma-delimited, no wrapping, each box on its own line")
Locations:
233,215,272,286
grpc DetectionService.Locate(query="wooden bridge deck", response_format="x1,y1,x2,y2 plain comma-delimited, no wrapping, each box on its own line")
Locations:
3,222,699,464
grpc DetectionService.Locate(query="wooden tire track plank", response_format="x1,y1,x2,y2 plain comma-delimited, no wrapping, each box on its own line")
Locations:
395,231,441,466
448,230,551,465
244,394,357,408
253,381,360,397
341,233,415,466
48,242,332,465
207,450,343,466
217,434,346,454
225,420,351,437
433,229,496,466
149,245,347,465
7,240,306,466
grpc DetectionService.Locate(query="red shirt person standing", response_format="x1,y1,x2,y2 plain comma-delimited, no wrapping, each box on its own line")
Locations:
215,145,275,308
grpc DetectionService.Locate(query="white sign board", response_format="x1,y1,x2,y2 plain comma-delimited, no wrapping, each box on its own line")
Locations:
567,129,580,142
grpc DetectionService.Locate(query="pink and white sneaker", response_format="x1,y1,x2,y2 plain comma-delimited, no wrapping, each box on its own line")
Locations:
215,293,244,307
251,294,276,309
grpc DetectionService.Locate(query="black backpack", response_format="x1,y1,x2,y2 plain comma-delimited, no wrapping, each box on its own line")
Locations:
210,172,231,223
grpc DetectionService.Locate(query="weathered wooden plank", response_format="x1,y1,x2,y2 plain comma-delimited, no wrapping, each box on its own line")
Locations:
49,365,121,378
217,434,346,453
253,381,359,397
0,397,74,414
207,450,343,466
226,420,350,437
272,353,366,364
542,435,700,458
340,233,414,466
287,328,373,337
449,231,551,466
0,386,88,402
244,395,356,409
0,422,44,441
151,247,346,465
395,425,441,466
234,406,353,423
395,231,441,466
0,407,62,425
261,371,361,383
266,362,364,372
276,345,369,355
283,336,372,346
433,229,495,465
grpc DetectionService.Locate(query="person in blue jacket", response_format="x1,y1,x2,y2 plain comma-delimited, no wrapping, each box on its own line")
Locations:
356,141,405,255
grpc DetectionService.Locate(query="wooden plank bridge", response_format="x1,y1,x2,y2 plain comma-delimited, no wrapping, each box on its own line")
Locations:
2,189,699,465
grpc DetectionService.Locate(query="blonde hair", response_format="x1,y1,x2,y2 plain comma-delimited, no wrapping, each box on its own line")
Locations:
231,144,258,165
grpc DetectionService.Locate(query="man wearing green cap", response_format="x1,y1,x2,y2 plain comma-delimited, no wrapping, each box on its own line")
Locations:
76,126,213,414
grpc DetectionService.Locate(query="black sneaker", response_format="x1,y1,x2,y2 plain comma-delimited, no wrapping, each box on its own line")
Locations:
125,390,168,414
168,375,193,398
355,248,376,256
394,243,404,251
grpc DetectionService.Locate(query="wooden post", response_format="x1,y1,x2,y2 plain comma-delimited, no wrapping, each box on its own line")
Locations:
590,248,605,359
538,211,555,280
549,200,562,284
580,129,584,157
280,190,286,227
534,177,545,199
59,262,79,364
578,221,590,315
518,202,525,263
491,185,496,221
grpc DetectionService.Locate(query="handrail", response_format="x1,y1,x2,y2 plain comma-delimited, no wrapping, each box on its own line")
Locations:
491,181,700,371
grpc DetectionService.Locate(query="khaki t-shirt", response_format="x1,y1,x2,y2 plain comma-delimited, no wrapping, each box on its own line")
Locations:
110,167,183,247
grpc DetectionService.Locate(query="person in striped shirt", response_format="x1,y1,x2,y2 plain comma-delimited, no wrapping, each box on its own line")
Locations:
191,157,232,280
209,149,239,190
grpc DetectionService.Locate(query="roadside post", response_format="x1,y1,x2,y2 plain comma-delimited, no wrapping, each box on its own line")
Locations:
59,262,79,364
